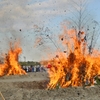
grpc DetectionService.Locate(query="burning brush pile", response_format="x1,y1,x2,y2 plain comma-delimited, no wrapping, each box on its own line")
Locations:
0,43,26,77
45,27,100,89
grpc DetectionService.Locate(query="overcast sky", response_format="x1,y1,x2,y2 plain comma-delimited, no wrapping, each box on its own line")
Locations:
0,0,100,61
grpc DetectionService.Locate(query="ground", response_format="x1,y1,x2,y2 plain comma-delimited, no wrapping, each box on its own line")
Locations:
0,72,100,100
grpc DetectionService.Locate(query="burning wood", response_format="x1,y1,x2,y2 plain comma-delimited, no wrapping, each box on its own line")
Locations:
0,43,26,76
45,28,100,89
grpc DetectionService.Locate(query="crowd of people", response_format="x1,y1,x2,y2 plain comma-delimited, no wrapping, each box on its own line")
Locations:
21,65,46,73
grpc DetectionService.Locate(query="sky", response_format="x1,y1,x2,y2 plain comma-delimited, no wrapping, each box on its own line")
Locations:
0,0,100,61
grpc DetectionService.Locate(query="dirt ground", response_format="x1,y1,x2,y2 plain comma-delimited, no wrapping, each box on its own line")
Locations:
0,72,100,100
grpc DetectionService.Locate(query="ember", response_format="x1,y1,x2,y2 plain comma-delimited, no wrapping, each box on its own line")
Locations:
0,42,26,76
46,27,100,89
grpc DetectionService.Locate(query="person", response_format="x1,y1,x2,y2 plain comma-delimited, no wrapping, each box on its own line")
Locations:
26,66,29,72
28,66,32,72
32,66,34,72
47,64,52,68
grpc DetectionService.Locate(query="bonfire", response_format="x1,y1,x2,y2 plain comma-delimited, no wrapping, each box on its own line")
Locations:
0,43,26,76
45,27,100,89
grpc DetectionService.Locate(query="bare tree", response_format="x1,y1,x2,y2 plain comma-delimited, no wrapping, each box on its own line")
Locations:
65,0,100,54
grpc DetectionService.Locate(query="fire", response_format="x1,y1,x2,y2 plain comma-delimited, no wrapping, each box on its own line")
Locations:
0,43,26,76
46,27,100,89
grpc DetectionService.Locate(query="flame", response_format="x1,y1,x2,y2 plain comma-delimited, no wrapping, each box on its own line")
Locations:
0,43,26,76
46,27,100,89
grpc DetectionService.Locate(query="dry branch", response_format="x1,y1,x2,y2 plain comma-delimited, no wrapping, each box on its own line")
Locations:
0,91,5,100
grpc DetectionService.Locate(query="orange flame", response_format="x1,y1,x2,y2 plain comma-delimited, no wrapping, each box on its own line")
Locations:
0,43,26,76
46,27,100,89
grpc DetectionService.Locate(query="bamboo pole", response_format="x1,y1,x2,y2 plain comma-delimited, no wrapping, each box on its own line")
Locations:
0,91,5,100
